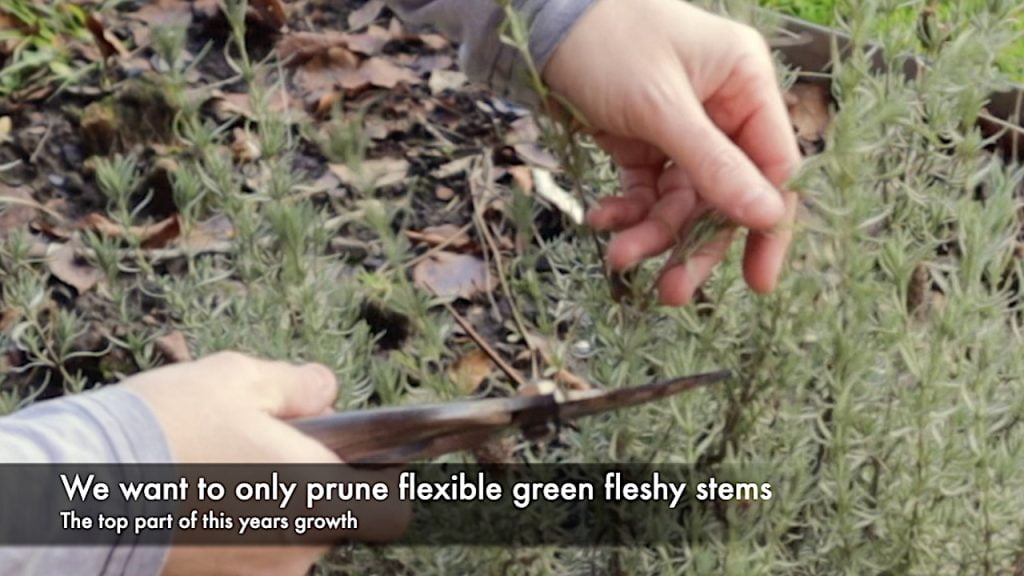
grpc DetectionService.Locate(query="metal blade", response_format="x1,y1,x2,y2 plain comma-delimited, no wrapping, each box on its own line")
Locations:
556,370,730,421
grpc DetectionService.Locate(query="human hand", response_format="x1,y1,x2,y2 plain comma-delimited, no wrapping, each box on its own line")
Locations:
543,0,801,305
122,352,409,575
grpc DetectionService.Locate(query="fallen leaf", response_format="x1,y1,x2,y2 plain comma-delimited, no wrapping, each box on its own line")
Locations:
449,348,494,393
0,184,37,236
363,115,414,140
47,244,102,293
507,166,533,193
0,116,11,143
786,83,832,155
412,252,493,299
211,90,305,124
179,214,235,251
533,169,584,225
127,0,193,30
139,215,181,249
404,224,471,249
361,57,419,89
513,142,560,170
411,53,454,74
348,0,385,30
418,33,449,51
231,127,262,162
155,330,192,363
251,0,288,29
80,213,122,236
85,14,130,60
329,158,409,189
428,69,467,94
276,31,358,64
505,116,540,145
345,29,390,55
80,213,182,248
434,155,477,179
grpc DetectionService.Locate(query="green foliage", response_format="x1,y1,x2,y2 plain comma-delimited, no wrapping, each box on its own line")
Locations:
758,0,1024,82
0,0,96,95
1,0,1023,574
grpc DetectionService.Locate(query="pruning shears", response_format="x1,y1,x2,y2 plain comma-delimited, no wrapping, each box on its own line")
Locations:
293,370,729,466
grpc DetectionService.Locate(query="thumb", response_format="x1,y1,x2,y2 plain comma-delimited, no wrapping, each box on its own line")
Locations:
647,86,785,231
248,360,339,419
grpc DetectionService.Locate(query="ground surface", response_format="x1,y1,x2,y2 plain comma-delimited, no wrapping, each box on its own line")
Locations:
2,0,1024,574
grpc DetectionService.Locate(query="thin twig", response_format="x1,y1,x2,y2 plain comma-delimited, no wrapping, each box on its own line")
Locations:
443,301,529,391
469,154,535,355
29,119,53,165
401,222,474,271
0,194,66,223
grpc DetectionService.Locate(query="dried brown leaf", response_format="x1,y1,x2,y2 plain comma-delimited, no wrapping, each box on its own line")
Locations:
155,330,192,363
434,155,477,179
428,69,467,94
276,31,355,65
179,214,235,251
505,116,540,146
47,244,101,293
404,224,471,249
412,252,493,299
449,348,494,394
786,83,832,153
85,14,130,60
80,213,181,248
251,0,288,30
345,30,389,56
512,142,559,171
231,127,262,162
418,33,449,51
507,165,533,193
348,0,385,30
139,215,181,249
361,57,419,89
128,0,193,30
329,158,409,189
0,184,38,236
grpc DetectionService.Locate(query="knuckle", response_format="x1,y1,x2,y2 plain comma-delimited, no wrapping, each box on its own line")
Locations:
626,80,682,132
697,143,746,191
737,24,770,55
202,351,262,384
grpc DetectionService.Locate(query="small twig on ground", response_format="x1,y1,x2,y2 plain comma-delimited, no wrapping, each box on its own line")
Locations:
443,301,529,391
401,222,474,270
0,194,66,223
468,154,536,355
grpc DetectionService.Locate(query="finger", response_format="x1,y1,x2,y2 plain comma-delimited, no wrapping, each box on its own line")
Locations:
588,166,659,231
705,33,802,189
205,353,336,419
657,227,736,306
646,79,785,231
742,189,798,292
606,188,698,270
588,196,651,231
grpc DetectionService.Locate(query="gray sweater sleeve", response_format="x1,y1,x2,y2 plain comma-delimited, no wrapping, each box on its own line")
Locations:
0,387,172,576
386,0,598,104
